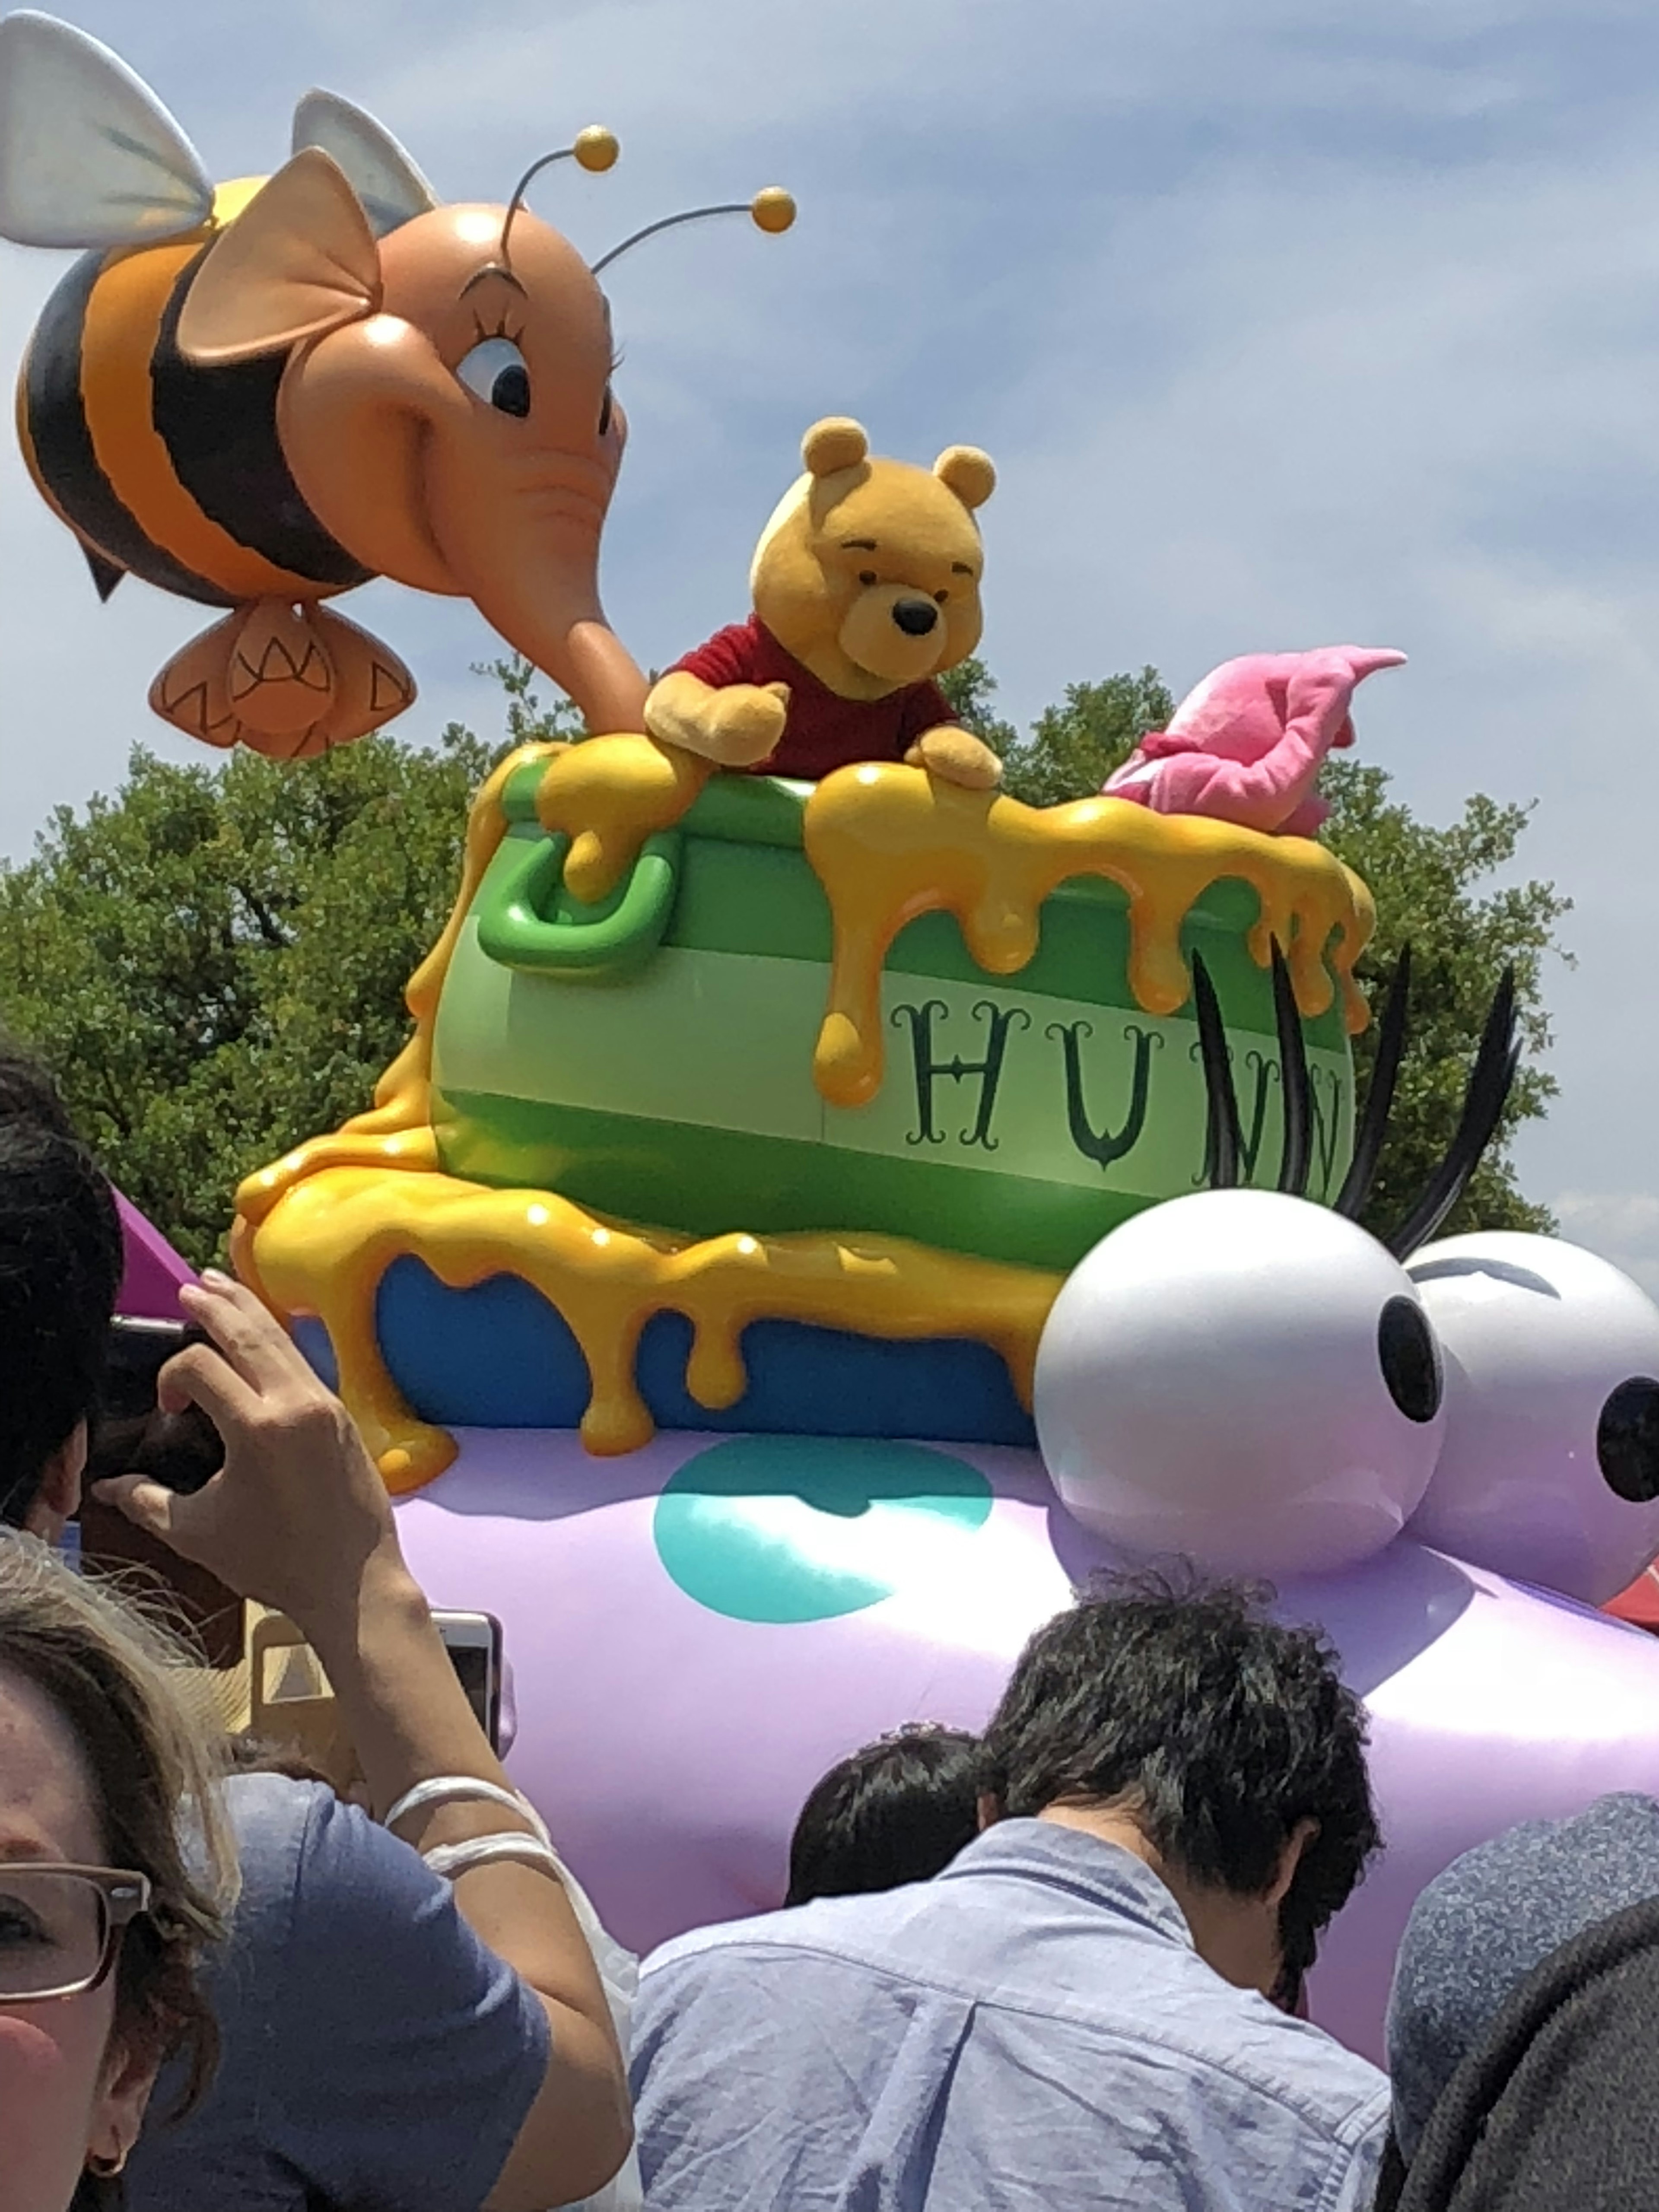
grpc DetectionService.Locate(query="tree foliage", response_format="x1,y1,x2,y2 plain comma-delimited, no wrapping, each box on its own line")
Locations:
0,655,1567,1260
0,726,498,1265
941,656,1570,1238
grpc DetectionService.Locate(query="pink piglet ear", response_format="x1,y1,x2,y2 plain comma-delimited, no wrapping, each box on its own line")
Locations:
1279,660,1362,753
1341,646,1408,680
177,149,382,365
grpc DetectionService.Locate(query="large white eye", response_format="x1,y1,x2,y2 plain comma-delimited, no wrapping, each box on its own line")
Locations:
1034,1188,1445,1578
1406,1232,1659,1604
456,336,530,418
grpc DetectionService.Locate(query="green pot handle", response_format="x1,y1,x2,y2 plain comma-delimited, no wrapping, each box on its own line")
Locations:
475,829,682,981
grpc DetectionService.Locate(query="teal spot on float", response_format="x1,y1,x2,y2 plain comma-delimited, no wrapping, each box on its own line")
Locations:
653,1435,994,1624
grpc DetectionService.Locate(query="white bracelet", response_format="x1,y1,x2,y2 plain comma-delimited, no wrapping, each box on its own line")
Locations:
383,1776,551,1847
423,1834,569,1883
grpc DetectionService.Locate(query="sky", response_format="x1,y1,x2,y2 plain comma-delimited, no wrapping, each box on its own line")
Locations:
3,0,1659,1280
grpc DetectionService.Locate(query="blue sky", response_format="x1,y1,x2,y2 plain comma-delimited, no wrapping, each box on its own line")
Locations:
4,0,1659,1277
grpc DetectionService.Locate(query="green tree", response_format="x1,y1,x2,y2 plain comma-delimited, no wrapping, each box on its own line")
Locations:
0,654,1567,1260
943,659,1570,1238
0,723,505,1265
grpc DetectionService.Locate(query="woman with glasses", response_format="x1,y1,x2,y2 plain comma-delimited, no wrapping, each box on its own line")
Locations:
0,1532,234,2212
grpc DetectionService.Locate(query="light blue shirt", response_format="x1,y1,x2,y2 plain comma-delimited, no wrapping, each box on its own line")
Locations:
632,1819,1389,2211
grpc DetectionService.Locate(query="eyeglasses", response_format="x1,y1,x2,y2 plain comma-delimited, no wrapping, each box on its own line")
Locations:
0,1863,153,2004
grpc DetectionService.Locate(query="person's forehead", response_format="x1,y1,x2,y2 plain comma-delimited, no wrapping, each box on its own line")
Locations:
0,1662,105,1865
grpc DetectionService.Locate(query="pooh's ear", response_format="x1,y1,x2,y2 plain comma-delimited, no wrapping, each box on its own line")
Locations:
802,417,869,477
934,445,995,510
177,149,382,366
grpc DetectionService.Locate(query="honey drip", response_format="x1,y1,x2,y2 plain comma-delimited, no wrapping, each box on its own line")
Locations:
803,764,1375,1107
238,1165,1058,1494
534,731,713,902
232,742,1373,1493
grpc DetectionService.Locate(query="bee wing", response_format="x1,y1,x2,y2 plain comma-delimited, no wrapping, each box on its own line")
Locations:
0,12,214,248
291,89,436,238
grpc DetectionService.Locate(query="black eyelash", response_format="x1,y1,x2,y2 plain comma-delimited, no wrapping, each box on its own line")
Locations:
471,310,527,348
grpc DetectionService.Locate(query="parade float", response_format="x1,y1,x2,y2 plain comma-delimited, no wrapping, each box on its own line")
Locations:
8,8,1659,2067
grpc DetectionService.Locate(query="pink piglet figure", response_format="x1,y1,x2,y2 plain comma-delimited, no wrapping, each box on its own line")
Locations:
1101,645,1407,836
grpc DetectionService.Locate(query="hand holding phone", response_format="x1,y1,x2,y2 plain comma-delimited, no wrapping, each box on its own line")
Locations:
91,1272,403,1642
86,1316,225,1495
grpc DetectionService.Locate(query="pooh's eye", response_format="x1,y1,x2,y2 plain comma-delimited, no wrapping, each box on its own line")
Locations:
456,337,531,418
858,570,877,587
934,590,949,605
598,385,613,438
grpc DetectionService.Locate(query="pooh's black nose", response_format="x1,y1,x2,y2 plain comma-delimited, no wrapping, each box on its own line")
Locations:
891,597,938,637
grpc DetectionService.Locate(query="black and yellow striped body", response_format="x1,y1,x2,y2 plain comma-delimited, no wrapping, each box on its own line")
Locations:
15,178,372,609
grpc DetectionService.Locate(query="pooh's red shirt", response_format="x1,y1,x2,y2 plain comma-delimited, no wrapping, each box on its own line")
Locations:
667,615,957,781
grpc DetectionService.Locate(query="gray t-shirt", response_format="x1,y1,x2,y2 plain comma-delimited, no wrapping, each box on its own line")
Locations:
1386,1791,1659,2165
127,1771,550,2212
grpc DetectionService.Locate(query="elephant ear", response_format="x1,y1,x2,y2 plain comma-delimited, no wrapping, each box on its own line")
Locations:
291,88,436,238
0,10,214,248
177,149,383,366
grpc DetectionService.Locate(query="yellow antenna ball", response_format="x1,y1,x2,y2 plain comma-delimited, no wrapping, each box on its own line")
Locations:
750,187,796,235
575,126,620,173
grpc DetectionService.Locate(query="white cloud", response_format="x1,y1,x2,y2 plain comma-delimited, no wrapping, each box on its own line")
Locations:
1552,1194,1659,1297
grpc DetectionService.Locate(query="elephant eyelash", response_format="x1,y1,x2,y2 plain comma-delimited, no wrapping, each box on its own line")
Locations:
471,309,527,348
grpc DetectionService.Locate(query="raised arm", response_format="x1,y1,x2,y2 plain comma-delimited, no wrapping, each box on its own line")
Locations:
96,1272,632,2212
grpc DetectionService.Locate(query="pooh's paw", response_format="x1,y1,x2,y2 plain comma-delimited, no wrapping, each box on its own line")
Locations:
701,681,791,766
645,672,787,768
906,726,1004,791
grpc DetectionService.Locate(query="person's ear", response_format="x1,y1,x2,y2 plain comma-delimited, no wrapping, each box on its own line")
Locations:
975,1789,1003,1833
1265,1817,1319,1909
20,1421,88,1543
86,2028,162,2184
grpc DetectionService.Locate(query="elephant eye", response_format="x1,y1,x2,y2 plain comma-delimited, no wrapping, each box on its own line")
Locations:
599,385,614,437
456,336,531,418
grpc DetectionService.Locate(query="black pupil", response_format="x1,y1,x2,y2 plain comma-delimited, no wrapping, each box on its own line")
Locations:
491,364,531,418
599,386,613,436
1378,1296,1441,1424
1597,1377,1659,1503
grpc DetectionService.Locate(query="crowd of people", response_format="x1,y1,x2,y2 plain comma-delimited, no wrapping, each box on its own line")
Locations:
2,1040,1656,2211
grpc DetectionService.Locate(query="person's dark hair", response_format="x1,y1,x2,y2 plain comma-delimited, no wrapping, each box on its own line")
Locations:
786,1724,981,1906
978,1575,1381,1979
0,1115,124,1528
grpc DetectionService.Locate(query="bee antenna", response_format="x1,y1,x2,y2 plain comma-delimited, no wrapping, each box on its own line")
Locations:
500,128,620,261
1191,953,1242,1191
590,188,795,275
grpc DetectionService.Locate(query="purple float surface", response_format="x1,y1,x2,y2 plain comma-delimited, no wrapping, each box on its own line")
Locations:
391,1428,1659,2066
114,1190,194,1319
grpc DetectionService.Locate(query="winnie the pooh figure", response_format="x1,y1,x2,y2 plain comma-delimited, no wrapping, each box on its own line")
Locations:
645,417,1002,789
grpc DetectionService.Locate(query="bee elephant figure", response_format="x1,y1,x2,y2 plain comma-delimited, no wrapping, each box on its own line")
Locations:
0,11,792,756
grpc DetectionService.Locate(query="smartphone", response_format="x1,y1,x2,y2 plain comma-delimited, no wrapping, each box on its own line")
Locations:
87,1316,223,1496
78,1316,243,1670
434,1611,503,1751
